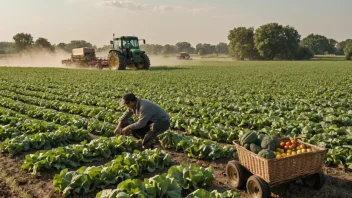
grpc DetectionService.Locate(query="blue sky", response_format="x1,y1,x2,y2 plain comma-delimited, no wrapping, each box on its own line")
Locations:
0,0,351,47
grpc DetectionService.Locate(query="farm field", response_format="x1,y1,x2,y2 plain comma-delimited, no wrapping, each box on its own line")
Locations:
1,61,352,198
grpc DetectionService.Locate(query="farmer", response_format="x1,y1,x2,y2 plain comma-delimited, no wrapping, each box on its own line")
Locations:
114,93,170,148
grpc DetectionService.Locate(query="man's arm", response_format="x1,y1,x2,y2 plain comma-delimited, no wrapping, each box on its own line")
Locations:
125,106,153,130
115,108,133,135
119,108,133,122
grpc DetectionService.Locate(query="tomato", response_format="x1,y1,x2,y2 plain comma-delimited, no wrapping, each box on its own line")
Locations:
294,137,298,142
300,144,306,149
291,144,297,149
284,145,289,150
280,142,285,147
286,141,292,146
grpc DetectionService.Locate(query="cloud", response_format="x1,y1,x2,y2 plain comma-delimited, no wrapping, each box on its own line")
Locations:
153,5,215,14
101,0,215,14
102,0,147,10
153,5,176,12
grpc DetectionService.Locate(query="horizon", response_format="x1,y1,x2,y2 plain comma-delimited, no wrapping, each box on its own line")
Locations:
1,0,351,47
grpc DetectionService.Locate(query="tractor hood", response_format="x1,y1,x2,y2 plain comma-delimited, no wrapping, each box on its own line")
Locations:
130,49,143,63
131,49,142,55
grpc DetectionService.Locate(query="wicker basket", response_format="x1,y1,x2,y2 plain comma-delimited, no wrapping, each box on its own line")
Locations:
233,138,327,186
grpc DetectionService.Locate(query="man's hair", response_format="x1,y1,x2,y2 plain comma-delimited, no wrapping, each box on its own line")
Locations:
121,93,137,105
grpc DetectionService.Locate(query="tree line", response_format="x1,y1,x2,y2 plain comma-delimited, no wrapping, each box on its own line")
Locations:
228,22,352,60
0,33,102,54
140,42,229,56
1,26,352,60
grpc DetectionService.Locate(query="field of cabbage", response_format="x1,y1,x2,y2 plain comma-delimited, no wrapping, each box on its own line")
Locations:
0,61,352,198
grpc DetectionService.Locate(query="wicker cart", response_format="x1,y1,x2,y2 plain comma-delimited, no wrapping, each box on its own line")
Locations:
226,138,327,198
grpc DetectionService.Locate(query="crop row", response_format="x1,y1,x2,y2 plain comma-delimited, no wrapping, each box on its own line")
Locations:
22,135,139,175
96,164,239,198
54,149,171,196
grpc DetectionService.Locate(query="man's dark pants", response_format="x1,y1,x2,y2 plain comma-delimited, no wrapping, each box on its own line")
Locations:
122,120,170,147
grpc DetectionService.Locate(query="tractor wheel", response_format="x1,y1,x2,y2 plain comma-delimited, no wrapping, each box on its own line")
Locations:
108,51,126,70
140,53,150,70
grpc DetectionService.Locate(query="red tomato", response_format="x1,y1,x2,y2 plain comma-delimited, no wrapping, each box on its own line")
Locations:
280,142,285,147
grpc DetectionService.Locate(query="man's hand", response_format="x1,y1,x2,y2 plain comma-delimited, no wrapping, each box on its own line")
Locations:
114,127,122,136
122,127,132,136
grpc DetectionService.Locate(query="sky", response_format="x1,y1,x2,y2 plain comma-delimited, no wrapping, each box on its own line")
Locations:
0,0,351,47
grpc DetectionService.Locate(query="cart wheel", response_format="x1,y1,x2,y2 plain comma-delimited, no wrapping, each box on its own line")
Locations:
302,171,325,190
226,160,247,189
246,175,271,198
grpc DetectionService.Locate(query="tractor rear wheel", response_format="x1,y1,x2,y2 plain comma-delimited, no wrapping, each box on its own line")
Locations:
108,51,126,70
140,53,150,70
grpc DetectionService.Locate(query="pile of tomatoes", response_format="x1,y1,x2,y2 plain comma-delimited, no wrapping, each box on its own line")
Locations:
275,137,312,158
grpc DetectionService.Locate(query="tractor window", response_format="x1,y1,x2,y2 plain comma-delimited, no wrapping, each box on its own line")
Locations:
130,40,139,48
114,40,121,49
122,39,139,49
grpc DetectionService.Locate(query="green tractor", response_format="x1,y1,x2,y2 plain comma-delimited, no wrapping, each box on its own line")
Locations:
109,36,150,70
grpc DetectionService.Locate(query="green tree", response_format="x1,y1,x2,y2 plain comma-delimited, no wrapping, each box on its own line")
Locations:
140,44,163,55
195,43,216,55
68,40,93,49
175,42,195,54
228,27,258,60
35,37,54,51
198,48,206,56
344,39,352,60
295,46,314,60
300,34,336,55
336,41,346,55
0,42,15,54
13,33,33,52
162,44,177,55
96,45,112,52
254,23,300,60
59,40,94,53
215,42,229,55
151,44,163,55
328,39,338,54
280,25,301,59
57,43,66,50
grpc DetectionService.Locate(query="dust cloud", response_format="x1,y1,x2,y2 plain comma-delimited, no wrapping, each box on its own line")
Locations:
0,48,70,68
0,49,195,68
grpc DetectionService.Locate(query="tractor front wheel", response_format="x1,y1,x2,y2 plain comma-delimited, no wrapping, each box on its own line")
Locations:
140,53,150,70
108,51,126,70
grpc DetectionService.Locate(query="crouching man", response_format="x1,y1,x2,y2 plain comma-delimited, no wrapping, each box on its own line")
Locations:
114,93,170,148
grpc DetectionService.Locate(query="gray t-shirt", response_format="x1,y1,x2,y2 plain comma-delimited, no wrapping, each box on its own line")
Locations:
119,99,170,130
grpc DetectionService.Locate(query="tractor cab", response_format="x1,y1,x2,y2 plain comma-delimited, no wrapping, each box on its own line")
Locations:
111,36,143,49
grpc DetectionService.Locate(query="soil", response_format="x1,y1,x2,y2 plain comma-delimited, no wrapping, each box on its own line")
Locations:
0,177,19,198
0,147,351,198
0,154,63,198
